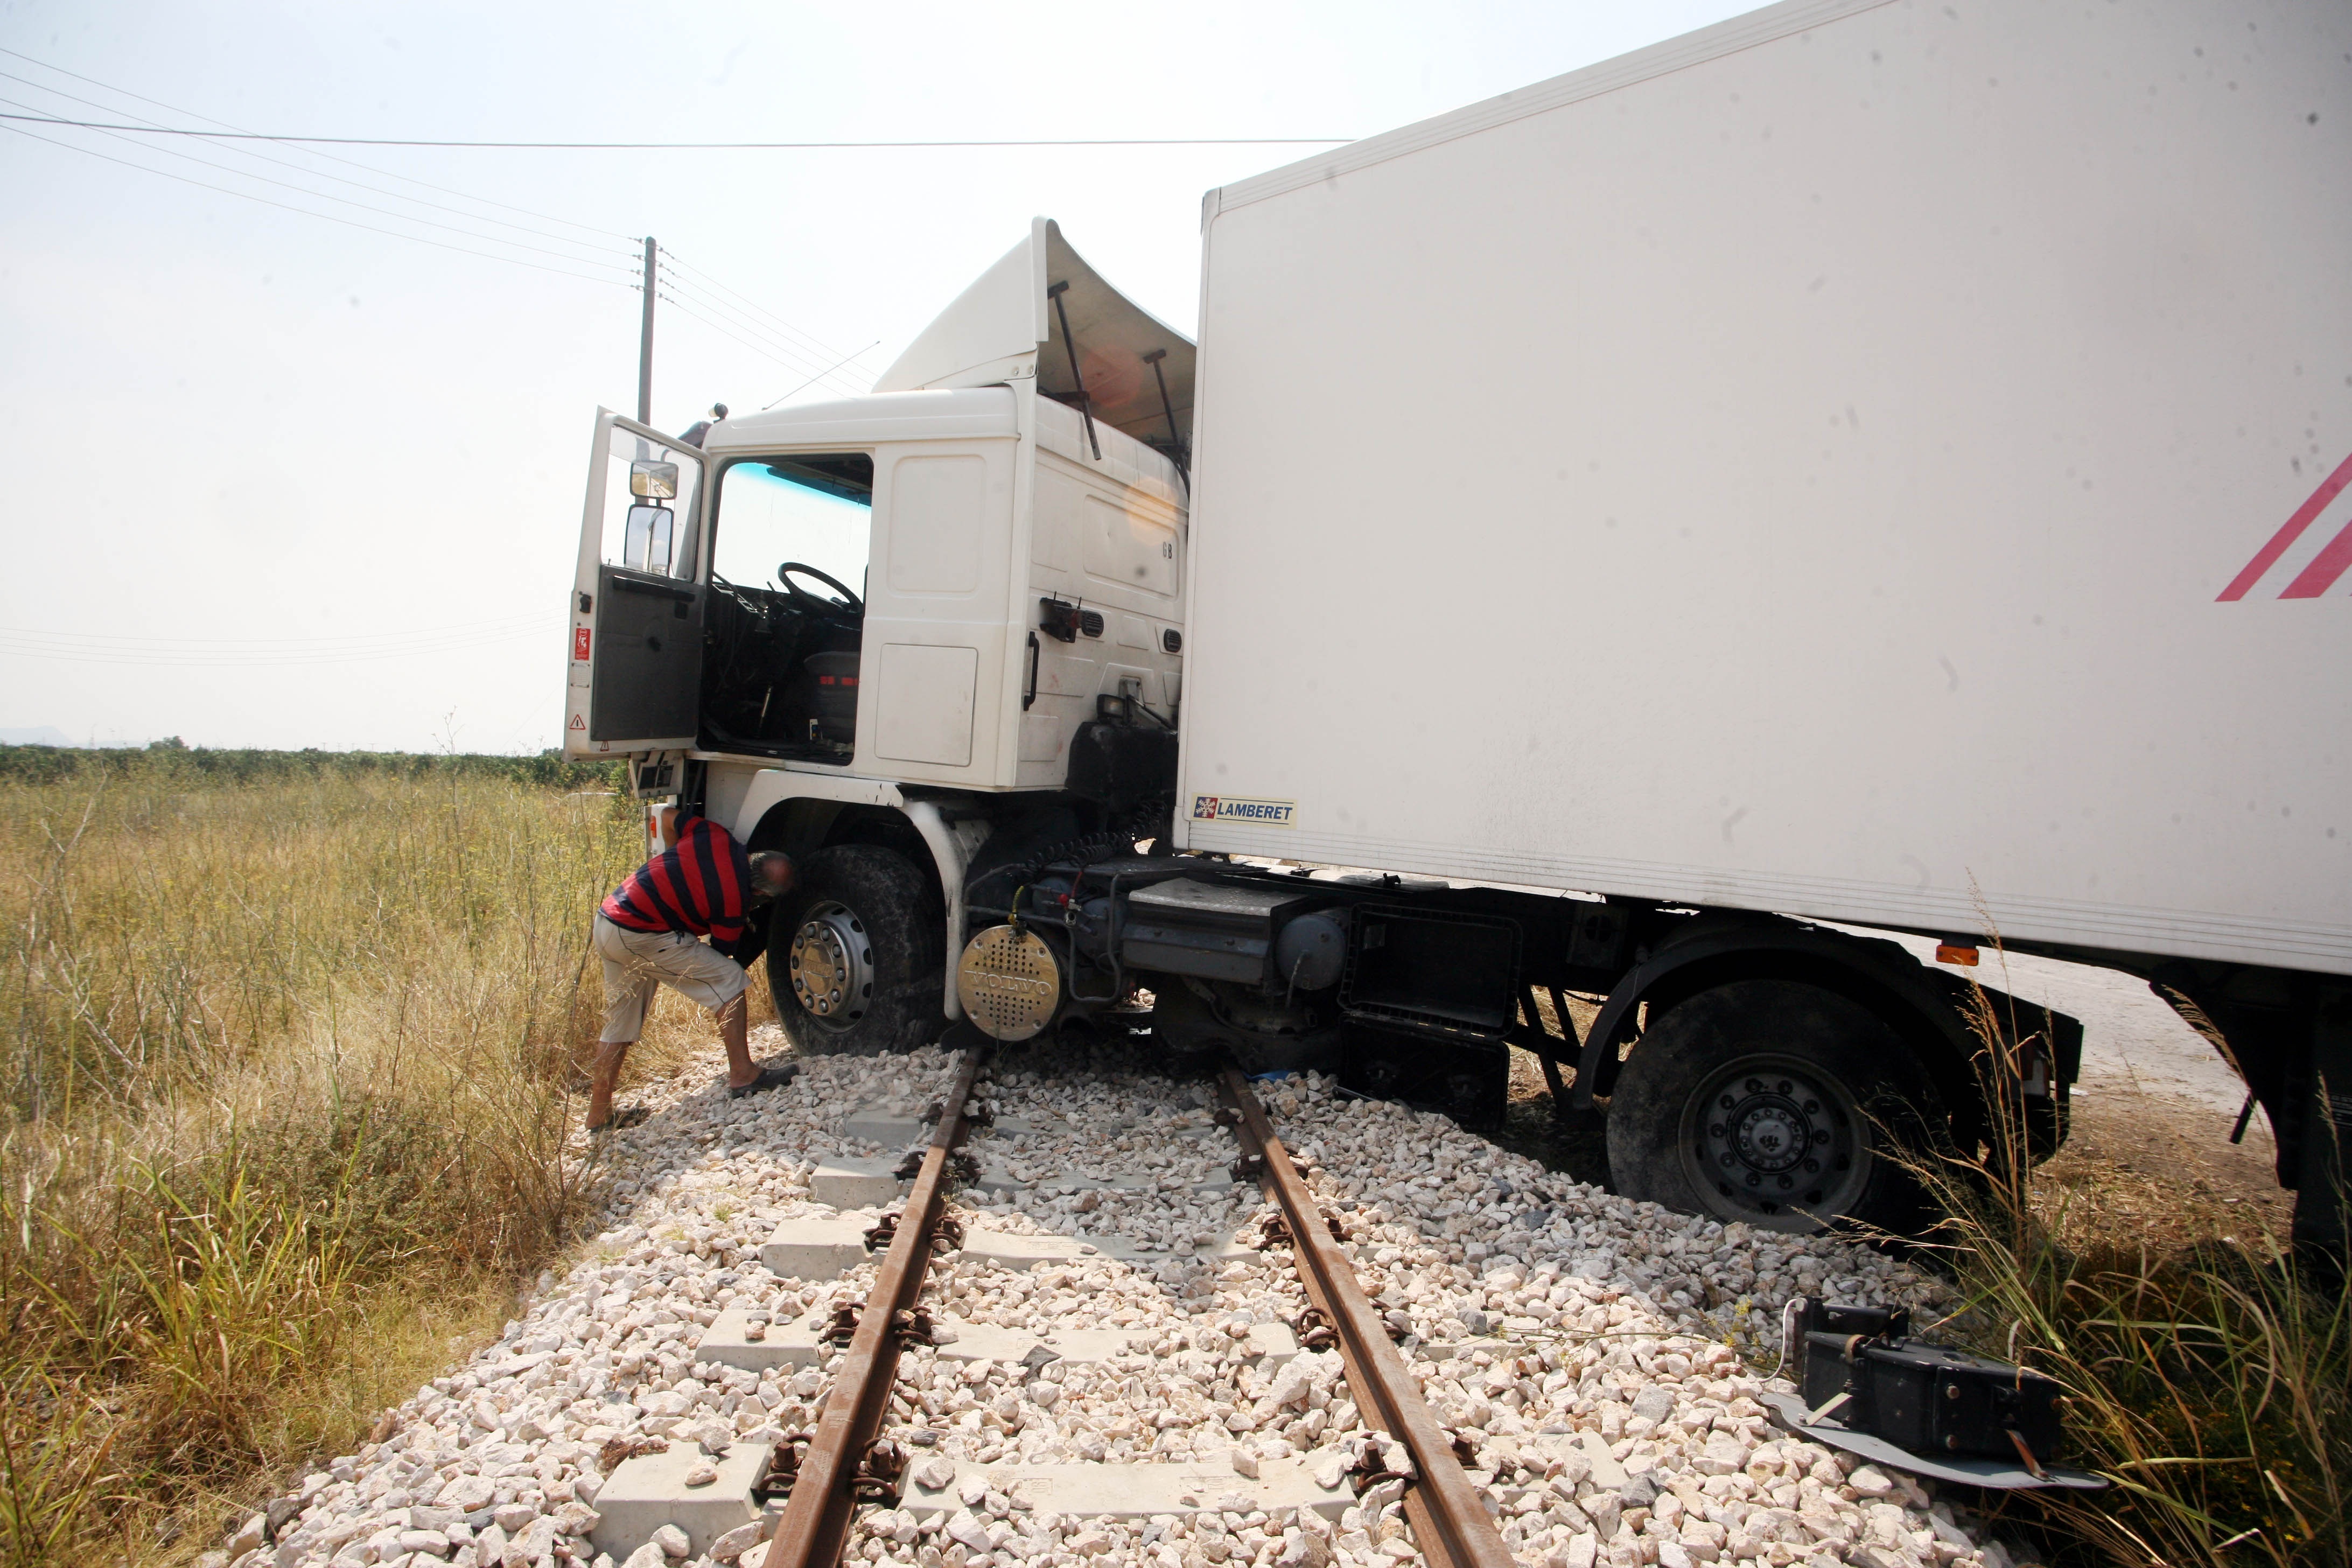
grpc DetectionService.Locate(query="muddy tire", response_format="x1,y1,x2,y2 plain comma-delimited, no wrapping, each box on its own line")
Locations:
766,845,944,1056
1606,979,1942,1237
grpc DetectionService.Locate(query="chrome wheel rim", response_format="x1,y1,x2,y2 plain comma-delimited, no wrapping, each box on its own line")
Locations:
1678,1053,1870,1230
788,901,872,1029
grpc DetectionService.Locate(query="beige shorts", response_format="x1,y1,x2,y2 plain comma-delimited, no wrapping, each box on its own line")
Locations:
594,914,748,1044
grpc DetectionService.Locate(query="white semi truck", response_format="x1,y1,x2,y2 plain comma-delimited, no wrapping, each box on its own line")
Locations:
568,0,2351,1243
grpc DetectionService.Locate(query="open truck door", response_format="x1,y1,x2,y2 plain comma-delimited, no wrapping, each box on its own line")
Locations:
564,410,707,788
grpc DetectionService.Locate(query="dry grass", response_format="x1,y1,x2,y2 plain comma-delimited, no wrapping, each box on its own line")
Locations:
1494,971,2349,1565
0,754,707,1564
2029,1090,2292,1263
1905,978,2350,1568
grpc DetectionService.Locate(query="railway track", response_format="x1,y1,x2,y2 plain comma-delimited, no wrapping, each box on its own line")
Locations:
1210,1069,1514,1568
753,1040,1513,1568
765,1047,990,1568
259,1033,1977,1568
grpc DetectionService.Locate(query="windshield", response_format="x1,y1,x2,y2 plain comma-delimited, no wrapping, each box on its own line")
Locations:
712,454,873,597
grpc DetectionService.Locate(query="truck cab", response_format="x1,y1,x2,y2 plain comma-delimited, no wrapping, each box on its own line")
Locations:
565,220,1192,1049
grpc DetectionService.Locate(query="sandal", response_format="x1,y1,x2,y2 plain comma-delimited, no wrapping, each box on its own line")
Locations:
588,1104,650,1133
727,1061,801,1100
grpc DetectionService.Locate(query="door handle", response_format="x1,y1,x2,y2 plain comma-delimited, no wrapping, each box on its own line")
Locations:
611,574,695,604
1023,632,1040,711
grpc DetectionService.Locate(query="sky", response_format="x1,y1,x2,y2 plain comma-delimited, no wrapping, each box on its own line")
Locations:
0,0,1755,753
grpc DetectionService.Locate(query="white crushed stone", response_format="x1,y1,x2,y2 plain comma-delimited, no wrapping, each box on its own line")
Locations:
228,1031,2017,1568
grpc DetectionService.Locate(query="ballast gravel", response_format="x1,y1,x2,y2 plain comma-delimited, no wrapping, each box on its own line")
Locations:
223,1030,2028,1568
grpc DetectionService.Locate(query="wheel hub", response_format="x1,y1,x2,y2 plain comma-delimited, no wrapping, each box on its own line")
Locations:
1682,1060,1867,1227
789,902,872,1026
1732,1096,1809,1171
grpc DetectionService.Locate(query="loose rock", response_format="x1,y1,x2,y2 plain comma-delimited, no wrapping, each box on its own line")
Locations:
246,1032,1991,1568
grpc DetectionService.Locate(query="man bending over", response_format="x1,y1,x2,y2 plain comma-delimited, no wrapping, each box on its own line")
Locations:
587,808,797,1131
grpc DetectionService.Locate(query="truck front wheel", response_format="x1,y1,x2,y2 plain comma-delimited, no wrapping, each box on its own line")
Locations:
767,845,944,1056
1606,979,1942,1236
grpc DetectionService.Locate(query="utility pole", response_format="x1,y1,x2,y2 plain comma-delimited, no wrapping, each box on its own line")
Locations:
637,236,657,425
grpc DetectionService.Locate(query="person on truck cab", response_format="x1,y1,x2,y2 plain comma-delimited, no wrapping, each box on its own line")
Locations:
585,807,796,1131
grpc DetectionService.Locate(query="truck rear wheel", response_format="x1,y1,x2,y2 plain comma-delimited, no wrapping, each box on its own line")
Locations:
1606,979,1942,1236
767,845,944,1057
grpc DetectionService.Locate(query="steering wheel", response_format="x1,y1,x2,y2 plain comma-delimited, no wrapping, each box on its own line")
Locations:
776,562,863,617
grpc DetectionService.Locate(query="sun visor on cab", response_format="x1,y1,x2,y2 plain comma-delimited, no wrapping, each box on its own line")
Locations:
873,218,1194,460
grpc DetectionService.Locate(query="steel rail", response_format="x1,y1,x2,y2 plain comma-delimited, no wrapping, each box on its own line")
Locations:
767,1043,987,1568
1216,1068,1516,1568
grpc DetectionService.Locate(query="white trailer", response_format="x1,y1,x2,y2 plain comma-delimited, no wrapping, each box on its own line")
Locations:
567,0,2352,1243
1177,0,2351,978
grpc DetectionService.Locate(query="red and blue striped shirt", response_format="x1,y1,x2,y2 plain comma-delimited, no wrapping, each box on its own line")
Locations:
600,815,752,947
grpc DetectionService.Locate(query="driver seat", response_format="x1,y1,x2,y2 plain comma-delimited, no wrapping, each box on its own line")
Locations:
769,561,863,751
802,649,859,747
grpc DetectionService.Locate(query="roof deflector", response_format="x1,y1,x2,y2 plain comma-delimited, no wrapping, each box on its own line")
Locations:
874,218,1194,461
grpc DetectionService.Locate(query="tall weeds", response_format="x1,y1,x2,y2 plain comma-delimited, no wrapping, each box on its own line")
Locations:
0,754,664,1563
1909,961,2349,1567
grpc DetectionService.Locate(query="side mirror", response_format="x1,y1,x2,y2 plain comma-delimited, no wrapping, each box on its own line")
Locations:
624,503,675,573
630,459,681,500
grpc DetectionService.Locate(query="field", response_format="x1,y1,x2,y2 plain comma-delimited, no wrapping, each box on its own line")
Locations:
0,745,715,1565
1,743,2343,1567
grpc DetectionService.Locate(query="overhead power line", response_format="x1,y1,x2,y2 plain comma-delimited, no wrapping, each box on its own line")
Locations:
3,120,878,398
762,342,885,410
654,266,867,398
664,251,869,373
0,94,640,274
0,45,635,242
0,52,1028,416
0,51,905,402
0,70,638,264
654,288,877,391
654,269,845,369
0,110,1355,151
1,120,638,289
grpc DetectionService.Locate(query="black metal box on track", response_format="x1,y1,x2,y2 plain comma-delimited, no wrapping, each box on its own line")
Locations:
1796,1301,2063,1464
